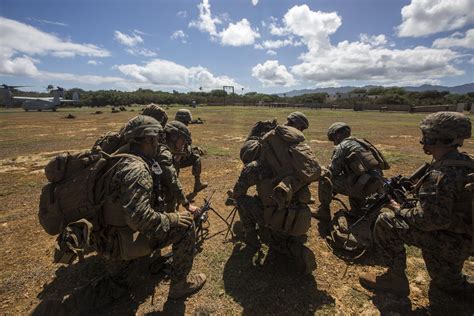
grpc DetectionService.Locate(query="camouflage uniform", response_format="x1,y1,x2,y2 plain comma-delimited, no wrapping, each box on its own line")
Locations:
320,136,384,215
156,144,189,212
174,110,208,195
373,151,472,290
360,112,473,296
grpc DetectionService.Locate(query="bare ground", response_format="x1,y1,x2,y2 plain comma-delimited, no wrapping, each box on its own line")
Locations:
0,106,473,315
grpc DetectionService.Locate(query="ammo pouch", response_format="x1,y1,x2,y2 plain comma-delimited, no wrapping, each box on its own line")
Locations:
346,150,380,176
263,204,311,236
54,219,93,264
115,228,152,261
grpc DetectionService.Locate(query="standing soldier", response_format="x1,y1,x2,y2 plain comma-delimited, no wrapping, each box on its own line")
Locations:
359,112,473,297
314,122,388,232
174,109,208,200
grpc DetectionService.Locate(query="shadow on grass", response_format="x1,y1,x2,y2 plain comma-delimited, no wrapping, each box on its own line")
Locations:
223,243,335,315
32,254,169,315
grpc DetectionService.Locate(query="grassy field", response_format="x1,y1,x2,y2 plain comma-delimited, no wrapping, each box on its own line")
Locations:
0,106,473,315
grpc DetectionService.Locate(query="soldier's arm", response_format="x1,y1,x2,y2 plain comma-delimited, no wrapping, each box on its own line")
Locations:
329,145,345,176
116,159,171,236
400,170,455,231
233,161,271,199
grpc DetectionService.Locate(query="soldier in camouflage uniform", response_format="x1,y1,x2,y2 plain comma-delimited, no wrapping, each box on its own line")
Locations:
174,109,208,199
285,111,309,132
359,112,473,297
232,115,320,274
34,116,206,314
315,122,386,227
142,105,198,213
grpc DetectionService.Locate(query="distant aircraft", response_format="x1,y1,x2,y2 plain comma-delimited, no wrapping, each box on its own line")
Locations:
0,84,80,111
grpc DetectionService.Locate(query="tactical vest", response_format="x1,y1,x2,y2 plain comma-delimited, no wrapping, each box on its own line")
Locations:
344,137,390,176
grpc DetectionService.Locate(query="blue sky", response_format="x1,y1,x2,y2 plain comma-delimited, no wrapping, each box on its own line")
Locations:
0,0,473,93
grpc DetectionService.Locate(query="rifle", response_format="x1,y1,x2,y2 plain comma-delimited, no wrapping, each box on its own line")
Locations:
349,162,430,231
194,190,234,252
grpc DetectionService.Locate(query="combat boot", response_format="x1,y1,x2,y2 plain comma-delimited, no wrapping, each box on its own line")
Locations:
359,270,410,297
193,176,208,193
168,273,207,299
312,204,331,222
301,246,317,275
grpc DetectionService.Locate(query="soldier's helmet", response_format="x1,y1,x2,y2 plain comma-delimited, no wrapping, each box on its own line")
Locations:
175,109,193,124
164,120,192,144
287,112,309,130
122,115,163,143
327,122,351,141
420,111,471,146
142,104,168,127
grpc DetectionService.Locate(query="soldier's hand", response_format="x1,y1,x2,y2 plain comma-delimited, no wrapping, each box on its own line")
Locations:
168,211,194,228
186,204,199,214
386,199,401,212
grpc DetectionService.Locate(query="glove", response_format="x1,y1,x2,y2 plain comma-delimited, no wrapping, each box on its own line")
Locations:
168,211,193,228
465,173,474,192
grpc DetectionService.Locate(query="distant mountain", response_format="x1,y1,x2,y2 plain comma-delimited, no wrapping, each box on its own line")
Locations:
279,83,474,97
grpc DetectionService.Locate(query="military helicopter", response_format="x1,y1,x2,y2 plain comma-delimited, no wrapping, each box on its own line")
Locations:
0,84,80,111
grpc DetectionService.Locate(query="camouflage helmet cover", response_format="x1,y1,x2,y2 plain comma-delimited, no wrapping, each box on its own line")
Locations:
142,104,168,127
175,109,193,124
122,115,163,142
287,111,309,130
164,120,192,143
420,111,471,146
327,122,351,141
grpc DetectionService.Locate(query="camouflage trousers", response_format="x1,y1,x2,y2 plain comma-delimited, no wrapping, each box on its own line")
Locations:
374,211,471,289
236,195,311,262
319,173,382,216
175,146,204,177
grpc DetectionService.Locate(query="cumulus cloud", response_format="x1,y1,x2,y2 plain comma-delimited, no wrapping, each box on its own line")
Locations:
189,0,260,46
114,31,143,47
171,30,188,43
116,58,242,90
220,19,260,46
266,50,277,56
256,5,464,87
433,29,474,48
0,17,109,78
189,0,221,37
252,60,296,87
397,0,474,37
252,0,259,6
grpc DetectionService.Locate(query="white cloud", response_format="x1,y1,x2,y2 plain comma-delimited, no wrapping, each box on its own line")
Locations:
177,10,188,18
189,0,221,37
133,29,149,36
116,58,243,90
252,60,296,87
87,60,102,66
255,38,302,50
171,30,188,43
0,17,109,78
42,71,127,85
261,5,464,87
433,29,474,48
397,0,474,37
220,19,260,46
189,0,260,47
114,31,143,47
469,57,474,64
0,17,110,58
252,0,259,6
266,50,277,56
125,48,158,57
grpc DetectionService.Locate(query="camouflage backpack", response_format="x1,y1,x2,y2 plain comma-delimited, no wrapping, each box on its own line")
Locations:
93,131,125,154
38,148,145,263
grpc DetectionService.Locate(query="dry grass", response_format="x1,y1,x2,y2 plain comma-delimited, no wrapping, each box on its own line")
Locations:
0,106,473,315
